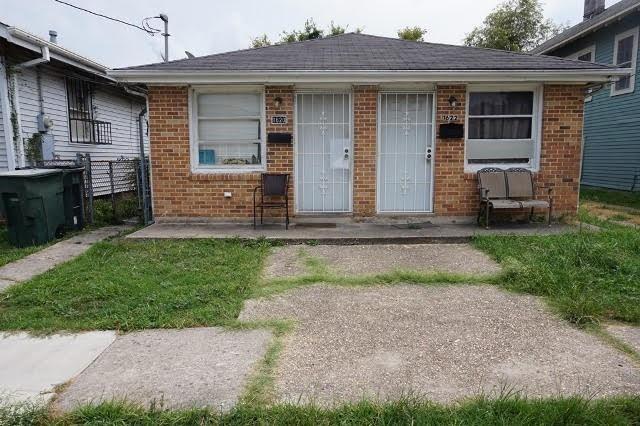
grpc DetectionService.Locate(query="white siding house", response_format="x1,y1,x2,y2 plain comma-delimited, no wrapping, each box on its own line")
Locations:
0,23,148,174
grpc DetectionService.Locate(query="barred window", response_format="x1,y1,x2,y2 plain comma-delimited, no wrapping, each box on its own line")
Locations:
66,78,112,144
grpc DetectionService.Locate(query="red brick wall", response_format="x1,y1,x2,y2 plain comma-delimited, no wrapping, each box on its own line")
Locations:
433,84,583,218
353,86,378,217
148,84,583,220
148,85,294,220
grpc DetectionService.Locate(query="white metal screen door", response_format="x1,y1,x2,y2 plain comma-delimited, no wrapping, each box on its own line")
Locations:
378,93,434,213
296,93,352,213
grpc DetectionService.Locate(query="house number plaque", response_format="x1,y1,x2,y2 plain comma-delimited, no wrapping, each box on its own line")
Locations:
441,115,458,122
271,115,288,125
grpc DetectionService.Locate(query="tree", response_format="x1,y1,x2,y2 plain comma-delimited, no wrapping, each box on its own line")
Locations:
397,26,427,42
463,0,568,52
250,19,362,48
250,34,271,48
280,18,324,43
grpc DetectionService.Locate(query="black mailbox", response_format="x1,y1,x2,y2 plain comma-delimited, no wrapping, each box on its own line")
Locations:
439,123,464,139
267,132,293,144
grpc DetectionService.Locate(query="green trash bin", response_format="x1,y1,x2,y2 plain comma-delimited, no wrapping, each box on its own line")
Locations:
61,167,85,231
0,169,65,247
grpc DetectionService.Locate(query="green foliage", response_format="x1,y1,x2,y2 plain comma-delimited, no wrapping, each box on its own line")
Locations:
3,396,640,425
397,26,428,42
92,194,140,227
0,226,53,267
463,0,568,51
474,227,640,325
250,34,271,48
24,133,43,165
280,18,324,43
0,239,270,332
581,186,640,210
250,19,362,48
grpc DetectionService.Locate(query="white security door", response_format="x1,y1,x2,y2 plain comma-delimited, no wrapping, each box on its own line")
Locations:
296,93,352,213
378,93,434,213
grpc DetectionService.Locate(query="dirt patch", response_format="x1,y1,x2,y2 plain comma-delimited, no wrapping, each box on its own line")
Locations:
263,244,501,279
582,201,640,226
55,328,272,411
240,285,640,405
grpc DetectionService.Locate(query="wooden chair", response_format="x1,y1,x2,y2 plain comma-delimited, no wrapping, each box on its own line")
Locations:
253,173,290,229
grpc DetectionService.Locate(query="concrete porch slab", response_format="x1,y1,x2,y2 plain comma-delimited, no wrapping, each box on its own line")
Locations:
127,222,577,244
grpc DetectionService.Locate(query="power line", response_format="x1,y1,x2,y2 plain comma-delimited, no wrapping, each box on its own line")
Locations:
52,0,159,35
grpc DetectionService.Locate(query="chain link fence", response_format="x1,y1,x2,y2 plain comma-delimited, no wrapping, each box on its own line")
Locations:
37,154,152,226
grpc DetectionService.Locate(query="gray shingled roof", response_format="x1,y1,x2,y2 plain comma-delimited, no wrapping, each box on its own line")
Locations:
531,0,640,54
116,33,614,72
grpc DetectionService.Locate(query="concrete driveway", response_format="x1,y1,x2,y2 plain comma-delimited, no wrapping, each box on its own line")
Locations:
240,284,640,405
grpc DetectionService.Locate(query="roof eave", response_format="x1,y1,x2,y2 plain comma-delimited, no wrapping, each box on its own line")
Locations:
532,2,640,54
108,69,624,85
4,27,114,80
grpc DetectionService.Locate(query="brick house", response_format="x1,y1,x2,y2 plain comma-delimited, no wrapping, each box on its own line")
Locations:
110,33,624,222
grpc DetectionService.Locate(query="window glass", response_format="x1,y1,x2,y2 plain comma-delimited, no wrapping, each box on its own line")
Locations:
614,34,636,92
467,91,536,166
577,52,592,62
194,92,262,168
468,92,533,115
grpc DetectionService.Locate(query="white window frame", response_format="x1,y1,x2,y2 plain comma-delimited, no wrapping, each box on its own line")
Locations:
464,84,543,172
189,85,266,174
568,44,596,62
611,26,638,96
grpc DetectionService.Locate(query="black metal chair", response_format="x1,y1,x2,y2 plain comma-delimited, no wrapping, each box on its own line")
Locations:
253,173,290,229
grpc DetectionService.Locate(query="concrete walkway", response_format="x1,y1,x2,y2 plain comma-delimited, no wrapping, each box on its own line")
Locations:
56,328,272,411
0,226,129,291
0,331,116,404
128,222,577,244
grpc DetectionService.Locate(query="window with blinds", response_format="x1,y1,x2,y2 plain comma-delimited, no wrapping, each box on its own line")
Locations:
193,92,263,168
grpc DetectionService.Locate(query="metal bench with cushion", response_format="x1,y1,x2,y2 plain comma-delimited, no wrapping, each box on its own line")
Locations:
477,167,553,228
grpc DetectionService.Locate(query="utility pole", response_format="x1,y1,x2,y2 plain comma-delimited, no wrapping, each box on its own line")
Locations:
159,13,169,62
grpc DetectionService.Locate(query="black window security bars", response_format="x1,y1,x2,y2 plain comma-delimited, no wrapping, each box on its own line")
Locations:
66,78,113,145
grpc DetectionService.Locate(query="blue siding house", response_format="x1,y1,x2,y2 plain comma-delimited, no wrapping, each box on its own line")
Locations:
532,0,640,191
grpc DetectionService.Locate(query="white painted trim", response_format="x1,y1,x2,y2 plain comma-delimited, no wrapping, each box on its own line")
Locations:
109,69,625,84
188,86,266,174
464,84,543,173
533,2,640,54
567,44,596,62
0,56,16,170
5,27,112,79
610,26,639,96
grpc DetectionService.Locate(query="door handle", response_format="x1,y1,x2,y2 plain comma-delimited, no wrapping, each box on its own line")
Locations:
426,148,432,160
344,147,350,160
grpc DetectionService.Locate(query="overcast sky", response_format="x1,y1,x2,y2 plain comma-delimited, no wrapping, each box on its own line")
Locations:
0,0,622,68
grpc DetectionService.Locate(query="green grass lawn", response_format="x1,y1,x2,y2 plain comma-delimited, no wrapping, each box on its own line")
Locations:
581,186,640,210
474,226,640,325
0,238,269,332
0,227,54,268
3,396,640,425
